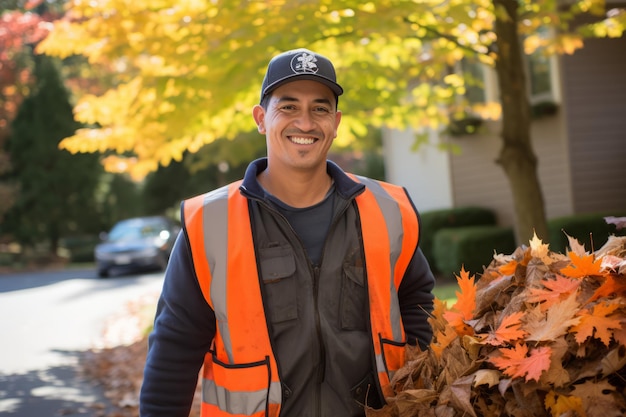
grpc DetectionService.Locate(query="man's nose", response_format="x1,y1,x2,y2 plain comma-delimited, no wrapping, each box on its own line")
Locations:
294,111,315,131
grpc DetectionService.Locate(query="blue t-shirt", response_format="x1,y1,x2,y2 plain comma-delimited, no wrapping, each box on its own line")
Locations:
266,185,336,266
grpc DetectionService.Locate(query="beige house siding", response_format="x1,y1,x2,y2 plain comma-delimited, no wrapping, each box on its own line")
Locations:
446,122,515,227
559,34,626,214
530,115,574,220
447,113,572,228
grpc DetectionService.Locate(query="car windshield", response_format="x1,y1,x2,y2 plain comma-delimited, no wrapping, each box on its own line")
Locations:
108,220,167,242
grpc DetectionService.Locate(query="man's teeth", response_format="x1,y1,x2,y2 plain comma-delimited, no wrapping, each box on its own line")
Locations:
290,137,315,145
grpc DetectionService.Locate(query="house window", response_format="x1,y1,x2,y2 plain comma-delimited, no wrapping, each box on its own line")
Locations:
528,53,552,96
461,59,486,104
526,27,560,104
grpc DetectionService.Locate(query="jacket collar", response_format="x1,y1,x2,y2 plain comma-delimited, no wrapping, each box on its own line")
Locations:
239,158,365,201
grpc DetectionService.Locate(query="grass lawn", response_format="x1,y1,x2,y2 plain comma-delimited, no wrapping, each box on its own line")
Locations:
432,275,459,305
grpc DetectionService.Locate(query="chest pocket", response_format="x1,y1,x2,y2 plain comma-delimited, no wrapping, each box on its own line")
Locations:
340,249,368,331
259,244,298,323
341,264,367,330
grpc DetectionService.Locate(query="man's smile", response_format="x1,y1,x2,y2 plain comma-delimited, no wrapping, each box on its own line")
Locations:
288,136,317,145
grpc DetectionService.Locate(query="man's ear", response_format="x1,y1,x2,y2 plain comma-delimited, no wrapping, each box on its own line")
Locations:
252,105,266,134
333,110,342,139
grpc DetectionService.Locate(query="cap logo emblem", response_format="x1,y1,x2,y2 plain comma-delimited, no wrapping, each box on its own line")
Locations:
290,52,318,74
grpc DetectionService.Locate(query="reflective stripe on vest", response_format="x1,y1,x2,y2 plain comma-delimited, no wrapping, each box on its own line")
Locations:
350,175,419,397
184,181,282,417
183,177,419,415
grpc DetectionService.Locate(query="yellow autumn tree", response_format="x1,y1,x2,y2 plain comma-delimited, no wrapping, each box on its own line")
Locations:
38,0,625,243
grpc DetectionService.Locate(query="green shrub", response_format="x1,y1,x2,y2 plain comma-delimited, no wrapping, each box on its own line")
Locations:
547,212,626,254
60,235,100,263
432,225,516,279
420,207,497,273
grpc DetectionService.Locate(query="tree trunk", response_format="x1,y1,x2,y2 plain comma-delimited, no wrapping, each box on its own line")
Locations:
493,0,548,245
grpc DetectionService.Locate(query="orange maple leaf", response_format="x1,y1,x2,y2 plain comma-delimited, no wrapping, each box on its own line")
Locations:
588,275,626,302
498,260,518,276
430,324,458,359
489,344,552,382
526,275,581,311
443,267,476,336
560,251,603,279
571,301,622,346
483,311,528,346
612,319,626,346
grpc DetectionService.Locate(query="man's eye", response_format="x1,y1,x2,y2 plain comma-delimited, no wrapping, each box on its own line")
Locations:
314,107,330,113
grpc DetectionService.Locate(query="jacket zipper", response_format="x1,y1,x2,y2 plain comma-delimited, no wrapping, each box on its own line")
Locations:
251,195,353,417
312,264,323,417
310,200,352,417
251,199,327,414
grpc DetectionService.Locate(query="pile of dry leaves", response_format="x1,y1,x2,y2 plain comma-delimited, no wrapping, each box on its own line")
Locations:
369,233,626,417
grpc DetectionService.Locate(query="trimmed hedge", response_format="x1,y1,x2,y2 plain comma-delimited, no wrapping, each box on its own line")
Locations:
420,207,497,273
547,212,626,254
60,235,100,262
433,225,516,278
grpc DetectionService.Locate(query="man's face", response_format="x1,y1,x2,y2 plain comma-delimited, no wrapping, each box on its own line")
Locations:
253,79,342,173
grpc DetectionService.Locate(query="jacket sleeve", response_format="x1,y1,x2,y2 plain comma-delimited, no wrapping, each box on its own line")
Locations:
139,230,216,417
398,246,435,350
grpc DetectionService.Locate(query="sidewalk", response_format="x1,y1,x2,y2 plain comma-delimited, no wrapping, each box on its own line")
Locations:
0,356,117,416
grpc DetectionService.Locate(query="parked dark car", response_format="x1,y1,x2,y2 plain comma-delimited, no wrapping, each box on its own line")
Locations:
94,216,180,278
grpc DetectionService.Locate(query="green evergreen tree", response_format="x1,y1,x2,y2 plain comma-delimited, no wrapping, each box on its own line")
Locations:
97,172,144,232
3,53,102,254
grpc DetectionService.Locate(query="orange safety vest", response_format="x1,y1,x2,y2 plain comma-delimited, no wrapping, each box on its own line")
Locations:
183,176,419,417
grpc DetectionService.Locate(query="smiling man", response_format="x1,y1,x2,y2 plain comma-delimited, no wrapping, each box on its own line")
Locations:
140,48,435,417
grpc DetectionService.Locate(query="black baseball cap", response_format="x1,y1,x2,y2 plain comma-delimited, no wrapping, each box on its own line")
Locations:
260,48,344,103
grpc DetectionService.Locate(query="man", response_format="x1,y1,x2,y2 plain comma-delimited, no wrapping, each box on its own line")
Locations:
140,48,435,417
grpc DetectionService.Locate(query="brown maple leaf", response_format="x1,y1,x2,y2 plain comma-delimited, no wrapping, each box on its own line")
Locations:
600,344,626,376
524,292,582,342
570,380,625,417
565,233,588,257
540,338,571,387
529,232,553,265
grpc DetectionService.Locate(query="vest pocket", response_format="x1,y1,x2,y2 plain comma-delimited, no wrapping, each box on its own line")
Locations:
259,245,298,323
340,264,367,330
203,353,281,416
379,337,407,380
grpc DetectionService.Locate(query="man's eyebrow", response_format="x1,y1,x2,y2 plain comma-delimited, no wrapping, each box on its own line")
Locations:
274,96,333,106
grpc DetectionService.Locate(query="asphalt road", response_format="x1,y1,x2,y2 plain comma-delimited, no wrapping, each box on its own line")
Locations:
0,267,165,416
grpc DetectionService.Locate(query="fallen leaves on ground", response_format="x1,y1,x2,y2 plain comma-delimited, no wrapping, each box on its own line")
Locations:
79,293,201,417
